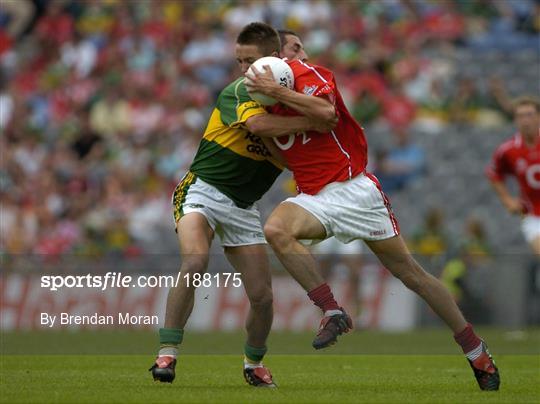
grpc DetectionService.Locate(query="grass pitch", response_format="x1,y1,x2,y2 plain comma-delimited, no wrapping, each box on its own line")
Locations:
1,329,539,403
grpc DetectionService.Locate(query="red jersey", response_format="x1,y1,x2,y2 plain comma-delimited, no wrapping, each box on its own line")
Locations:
486,132,540,216
269,60,367,195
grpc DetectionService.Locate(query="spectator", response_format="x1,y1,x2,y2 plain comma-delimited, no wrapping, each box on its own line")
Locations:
440,217,492,323
409,207,449,271
89,87,131,138
71,113,102,160
381,80,417,130
374,129,426,193
60,30,98,78
449,76,514,126
2,0,537,259
35,1,74,46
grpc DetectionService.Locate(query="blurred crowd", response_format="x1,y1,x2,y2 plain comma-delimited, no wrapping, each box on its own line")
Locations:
1,0,538,258
409,207,493,322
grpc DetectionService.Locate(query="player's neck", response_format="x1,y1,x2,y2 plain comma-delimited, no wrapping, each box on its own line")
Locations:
521,130,539,146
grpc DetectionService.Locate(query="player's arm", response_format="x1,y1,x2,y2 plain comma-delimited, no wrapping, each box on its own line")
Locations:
487,146,524,215
244,113,335,138
230,78,335,138
261,137,287,167
489,179,524,215
231,98,315,138
246,66,336,123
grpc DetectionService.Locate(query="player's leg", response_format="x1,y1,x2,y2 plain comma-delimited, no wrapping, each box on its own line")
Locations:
150,213,214,383
224,244,275,387
220,201,277,387
520,217,540,324
312,238,364,327
366,235,467,331
530,235,540,255
264,202,326,290
165,213,214,329
264,202,353,349
341,252,363,328
521,216,540,255
365,235,500,391
333,240,363,327
224,244,273,349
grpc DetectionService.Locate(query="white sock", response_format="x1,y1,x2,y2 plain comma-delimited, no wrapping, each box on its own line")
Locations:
324,309,343,317
158,347,178,358
465,342,483,361
243,358,263,369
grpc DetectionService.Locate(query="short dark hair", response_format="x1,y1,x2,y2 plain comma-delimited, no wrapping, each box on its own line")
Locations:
278,29,299,50
236,22,280,55
513,95,540,113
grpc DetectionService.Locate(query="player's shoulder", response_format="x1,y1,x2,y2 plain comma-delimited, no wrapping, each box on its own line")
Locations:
495,133,521,156
218,77,251,106
286,59,334,78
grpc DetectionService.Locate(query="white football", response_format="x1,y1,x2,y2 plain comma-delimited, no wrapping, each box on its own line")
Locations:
245,56,294,106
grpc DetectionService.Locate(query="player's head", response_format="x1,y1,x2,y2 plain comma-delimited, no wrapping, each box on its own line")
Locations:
278,29,308,62
236,22,280,73
513,96,540,138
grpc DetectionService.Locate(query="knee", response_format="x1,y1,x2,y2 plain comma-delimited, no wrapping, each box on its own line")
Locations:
264,219,292,249
247,287,273,310
180,255,208,276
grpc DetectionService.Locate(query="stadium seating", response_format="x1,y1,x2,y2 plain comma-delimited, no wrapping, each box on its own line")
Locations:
1,0,537,260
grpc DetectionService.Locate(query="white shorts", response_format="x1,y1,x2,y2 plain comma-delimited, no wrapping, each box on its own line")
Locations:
172,173,266,247
284,172,399,243
521,215,540,243
311,236,364,255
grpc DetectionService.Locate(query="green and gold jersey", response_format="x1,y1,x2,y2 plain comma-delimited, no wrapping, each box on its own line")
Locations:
189,77,283,208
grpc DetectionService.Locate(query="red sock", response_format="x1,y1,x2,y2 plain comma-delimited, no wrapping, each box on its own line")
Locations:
307,283,340,312
454,323,481,354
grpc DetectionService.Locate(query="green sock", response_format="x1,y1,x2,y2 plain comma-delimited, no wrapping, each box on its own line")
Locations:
159,328,183,345
158,328,183,357
244,343,267,363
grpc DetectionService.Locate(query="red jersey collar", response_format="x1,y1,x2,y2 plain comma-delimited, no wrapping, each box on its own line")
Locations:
515,130,540,148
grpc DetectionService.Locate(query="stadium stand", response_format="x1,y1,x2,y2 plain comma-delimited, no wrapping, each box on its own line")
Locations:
1,0,538,263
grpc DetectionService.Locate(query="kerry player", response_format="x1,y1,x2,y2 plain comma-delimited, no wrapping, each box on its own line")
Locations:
149,23,334,388
246,31,500,391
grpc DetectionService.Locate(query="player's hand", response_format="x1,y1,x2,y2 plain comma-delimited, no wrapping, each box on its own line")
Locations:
245,65,281,96
504,198,526,216
310,115,338,132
